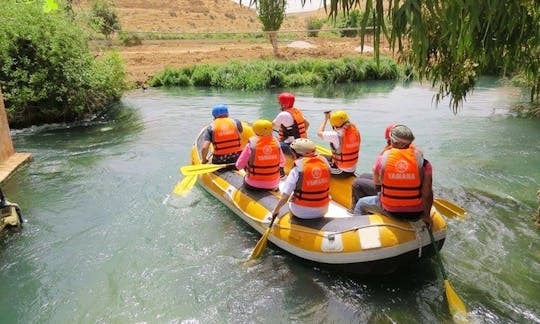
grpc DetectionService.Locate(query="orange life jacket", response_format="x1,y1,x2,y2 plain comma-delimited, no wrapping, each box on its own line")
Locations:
212,118,242,156
246,136,281,182
278,107,307,142
331,123,360,169
379,147,424,210
292,155,331,207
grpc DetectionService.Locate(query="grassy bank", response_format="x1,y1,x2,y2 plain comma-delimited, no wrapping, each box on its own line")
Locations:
149,56,404,90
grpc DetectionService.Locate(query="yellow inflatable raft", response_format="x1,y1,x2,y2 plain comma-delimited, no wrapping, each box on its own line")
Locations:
189,124,446,274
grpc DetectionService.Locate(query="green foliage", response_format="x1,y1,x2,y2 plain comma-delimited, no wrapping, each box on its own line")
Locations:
191,64,217,87
306,18,325,37
90,0,121,40
320,0,540,111
149,56,401,90
0,0,127,128
257,0,285,32
149,67,191,87
118,32,142,46
335,9,362,37
244,0,539,112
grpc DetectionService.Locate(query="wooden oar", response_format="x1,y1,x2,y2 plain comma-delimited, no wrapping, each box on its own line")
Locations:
172,175,198,196
428,229,468,322
180,163,234,176
248,213,278,260
433,198,466,219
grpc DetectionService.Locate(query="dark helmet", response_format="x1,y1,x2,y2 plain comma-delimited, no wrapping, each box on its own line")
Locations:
212,104,229,118
278,92,295,109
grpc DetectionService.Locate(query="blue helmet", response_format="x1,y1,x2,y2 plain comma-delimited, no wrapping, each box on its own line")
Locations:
212,104,229,118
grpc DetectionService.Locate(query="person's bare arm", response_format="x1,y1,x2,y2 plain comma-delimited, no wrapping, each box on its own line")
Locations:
271,193,291,218
317,112,330,139
304,118,310,131
201,141,210,164
421,172,434,228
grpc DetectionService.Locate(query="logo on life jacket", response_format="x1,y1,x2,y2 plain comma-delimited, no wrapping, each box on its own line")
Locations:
395,160,409,173
388,159,417,180
306,167,329,186
257,145,279,161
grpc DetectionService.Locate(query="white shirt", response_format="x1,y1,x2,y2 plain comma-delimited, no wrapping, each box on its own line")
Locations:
272,111,295,143
280,162,329,219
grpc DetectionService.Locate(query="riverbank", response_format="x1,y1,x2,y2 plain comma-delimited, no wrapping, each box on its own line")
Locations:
80,0,387,85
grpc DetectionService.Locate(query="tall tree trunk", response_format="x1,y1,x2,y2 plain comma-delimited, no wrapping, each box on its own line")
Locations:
268,31,279,57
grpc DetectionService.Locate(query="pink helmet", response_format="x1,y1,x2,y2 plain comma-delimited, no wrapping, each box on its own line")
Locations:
384,124,396,141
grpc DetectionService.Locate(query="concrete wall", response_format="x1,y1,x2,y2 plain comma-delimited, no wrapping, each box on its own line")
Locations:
0,90,15,163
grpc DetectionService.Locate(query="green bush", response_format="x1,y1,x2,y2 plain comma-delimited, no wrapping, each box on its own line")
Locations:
150,67,191,87
89,0,121,40
306,18,325,37
0,0,127,128
118,32,142,46
336,9,362,37
191,64,217,87
149,56,402,90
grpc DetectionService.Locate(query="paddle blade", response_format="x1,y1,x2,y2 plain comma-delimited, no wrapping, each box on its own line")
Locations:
173,175,197,196
315,145,332,156
180,163,228,176
444,280,468,322
434,198,467,219
248,228,271,260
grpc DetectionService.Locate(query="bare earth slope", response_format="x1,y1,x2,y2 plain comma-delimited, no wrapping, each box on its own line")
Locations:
79,0,377,84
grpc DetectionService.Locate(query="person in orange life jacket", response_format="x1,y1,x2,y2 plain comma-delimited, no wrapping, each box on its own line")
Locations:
353,125,433,228
317,110,361,178
235,119,286,190
201,104,243,167
271,138,331,220
272,92,310,156
351,123,396,207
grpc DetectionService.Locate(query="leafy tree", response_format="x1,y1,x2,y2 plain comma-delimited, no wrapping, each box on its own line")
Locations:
90,0,121,41
256,0,286,57
247,0,540,112
0,0,127,128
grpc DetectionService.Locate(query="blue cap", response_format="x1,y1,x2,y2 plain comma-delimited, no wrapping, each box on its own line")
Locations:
212,104,229,118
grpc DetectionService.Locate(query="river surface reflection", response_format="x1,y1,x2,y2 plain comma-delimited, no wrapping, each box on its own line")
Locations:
1,79,539,323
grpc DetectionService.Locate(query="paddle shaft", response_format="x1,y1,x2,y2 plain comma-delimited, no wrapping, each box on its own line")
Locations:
180,163,235,176
428,229,448,280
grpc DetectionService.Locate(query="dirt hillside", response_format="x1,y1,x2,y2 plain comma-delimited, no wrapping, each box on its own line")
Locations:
79,0,379,85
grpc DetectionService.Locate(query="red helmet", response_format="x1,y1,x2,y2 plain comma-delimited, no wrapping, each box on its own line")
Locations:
384,124,396,141
278,92,295,109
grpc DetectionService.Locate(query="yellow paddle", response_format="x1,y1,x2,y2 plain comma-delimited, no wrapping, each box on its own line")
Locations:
248,213,278,260
428,228,468,322
180,163,234,176
433,198,466,219
315,144,332,156
172,175,198,196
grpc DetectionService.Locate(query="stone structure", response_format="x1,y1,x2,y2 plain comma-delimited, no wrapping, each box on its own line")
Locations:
0,90,32,184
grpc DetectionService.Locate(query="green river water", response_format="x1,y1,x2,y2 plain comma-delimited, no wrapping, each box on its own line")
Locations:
1,79,539,323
